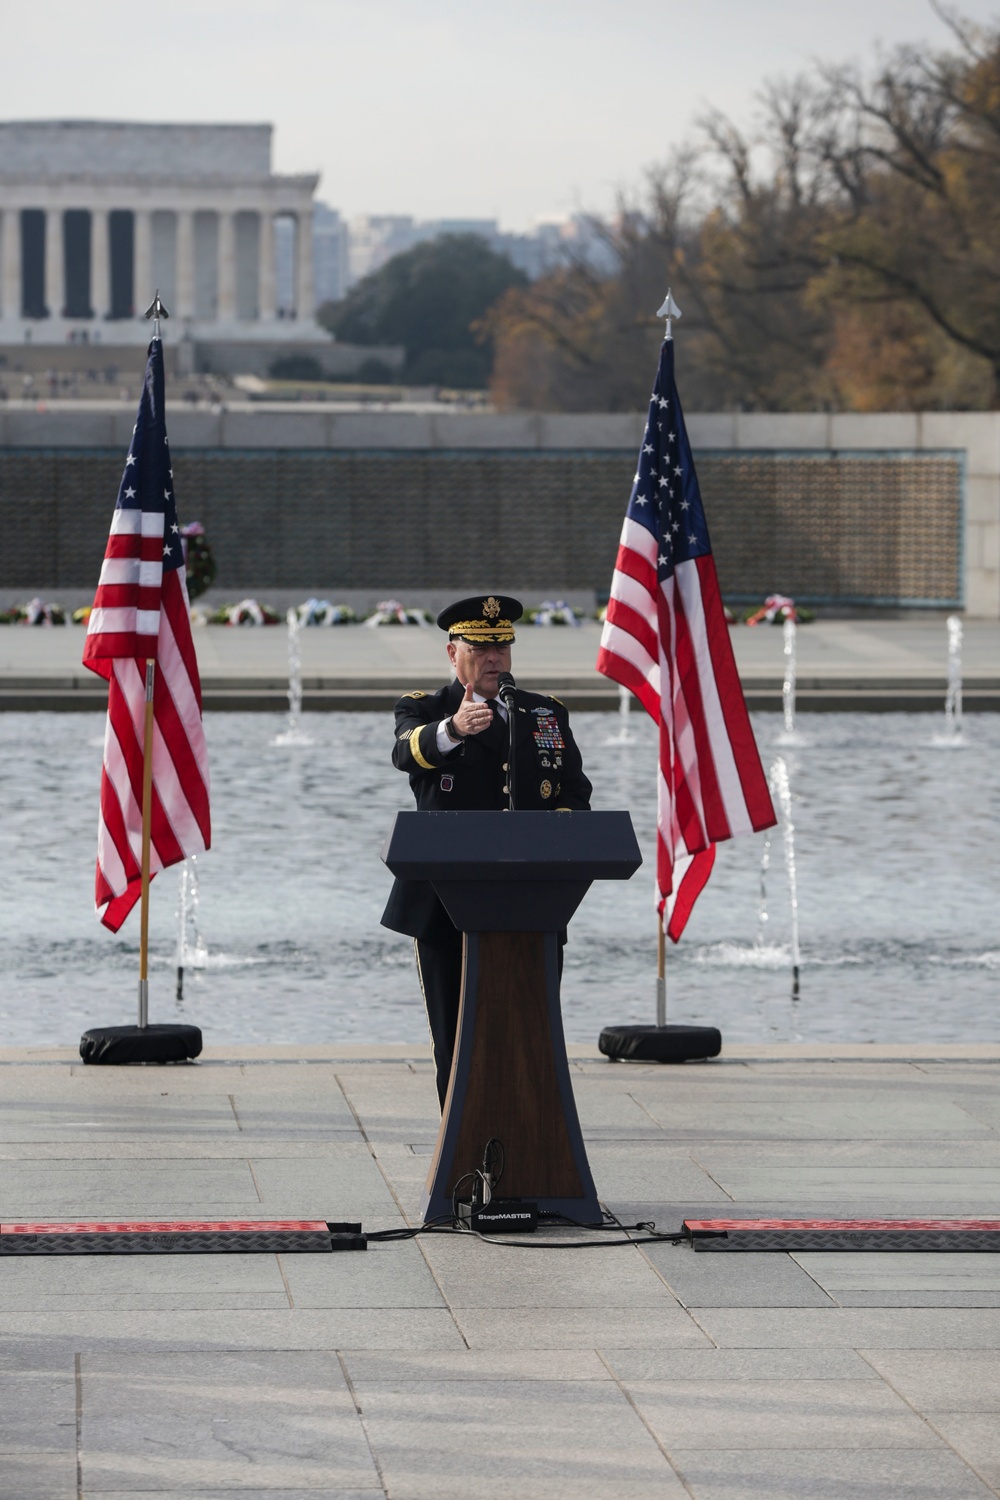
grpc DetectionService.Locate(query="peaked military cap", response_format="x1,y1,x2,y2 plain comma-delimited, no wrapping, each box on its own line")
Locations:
436,594,522,643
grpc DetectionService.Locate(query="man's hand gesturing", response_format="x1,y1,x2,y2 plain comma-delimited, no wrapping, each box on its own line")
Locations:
450,681,493,738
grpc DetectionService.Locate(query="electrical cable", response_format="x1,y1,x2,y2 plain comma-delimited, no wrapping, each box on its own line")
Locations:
364,1216,688,1249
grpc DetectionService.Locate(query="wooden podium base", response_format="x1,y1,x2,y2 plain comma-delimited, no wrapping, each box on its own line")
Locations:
420,931,600,1224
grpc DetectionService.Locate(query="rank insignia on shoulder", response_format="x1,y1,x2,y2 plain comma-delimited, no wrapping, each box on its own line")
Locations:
540,779,552,799
547,694,564,706
401,690,427,699
440,774,454,792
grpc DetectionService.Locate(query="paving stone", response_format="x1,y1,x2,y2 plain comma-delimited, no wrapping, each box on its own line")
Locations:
0,1253,286,1301
227,1087,359,1135
913,1415,1000,1488
249,1150,401,1216
0,1095,241,1141
87,1492,383,1499
357,1377,687,1499
695,1307,1000,1348
798,1249,1000,1305
641,1246,835,1307
836,1292,1000,1307
628,1377,935,1450
667,1447,993,1499
0,1372,77,1451
602,1348,879,1382
709,1166,1000,1202
587,1143,733,1201
0,1159,260,1216
417,1232,682,1310
454,1305,709,1350
342,1349,609,1381
86,1492,383,1499
0,1452,77,1499
281,1240,445,1309
79,1351,378,1491
0,1308,465,1351
630,1091,992,1139
862,1350,1000,1412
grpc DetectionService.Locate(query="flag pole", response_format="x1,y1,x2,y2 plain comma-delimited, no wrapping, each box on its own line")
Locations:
136,291,167,1034
653,287,681,1035
137,658,156,1028
656,916,666,1027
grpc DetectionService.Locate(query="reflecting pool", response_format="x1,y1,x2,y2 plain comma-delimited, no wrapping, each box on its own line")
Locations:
2,711,998,1048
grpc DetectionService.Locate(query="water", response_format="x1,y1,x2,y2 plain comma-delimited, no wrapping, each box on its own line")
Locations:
1,711,998,1047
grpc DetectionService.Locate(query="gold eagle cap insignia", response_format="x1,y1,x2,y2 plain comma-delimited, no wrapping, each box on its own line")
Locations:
482,596,501,619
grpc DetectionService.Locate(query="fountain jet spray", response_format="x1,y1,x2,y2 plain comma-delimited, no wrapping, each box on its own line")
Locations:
763,756,800,999
782,616,797,735
945,614,963,739
605,684,635,744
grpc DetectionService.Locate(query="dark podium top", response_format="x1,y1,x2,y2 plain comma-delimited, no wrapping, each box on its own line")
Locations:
382,810,642,933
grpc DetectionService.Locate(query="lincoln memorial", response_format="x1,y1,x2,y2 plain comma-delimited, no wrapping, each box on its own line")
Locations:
0,120,333,367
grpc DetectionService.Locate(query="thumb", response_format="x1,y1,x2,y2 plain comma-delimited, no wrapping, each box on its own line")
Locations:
463,682,475,700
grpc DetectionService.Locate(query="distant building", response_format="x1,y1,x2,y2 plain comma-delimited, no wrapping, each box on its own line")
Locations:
312,202,349,306
0,120,329,364
334,211,615,296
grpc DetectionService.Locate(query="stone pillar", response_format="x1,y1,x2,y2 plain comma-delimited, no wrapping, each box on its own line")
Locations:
296,208,314,322
133,209,152,315
258,210,276,321
90,208,109,320
176,208,195,319
45,206,64,318
1,210,21,318
217,211,236,321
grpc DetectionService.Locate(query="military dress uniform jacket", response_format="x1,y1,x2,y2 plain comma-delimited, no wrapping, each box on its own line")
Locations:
380,678,592,946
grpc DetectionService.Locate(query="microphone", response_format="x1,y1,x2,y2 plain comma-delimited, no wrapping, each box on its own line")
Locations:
497,671,517,709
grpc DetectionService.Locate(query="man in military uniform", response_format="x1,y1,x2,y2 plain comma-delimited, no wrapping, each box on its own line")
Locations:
381,594,592,1107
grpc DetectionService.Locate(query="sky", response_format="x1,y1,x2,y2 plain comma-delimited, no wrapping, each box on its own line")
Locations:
3,0,999,230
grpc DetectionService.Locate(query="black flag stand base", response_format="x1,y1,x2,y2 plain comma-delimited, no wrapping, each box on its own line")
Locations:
80,1023,202,1066
598,922,721,1064
599,1022,721,1064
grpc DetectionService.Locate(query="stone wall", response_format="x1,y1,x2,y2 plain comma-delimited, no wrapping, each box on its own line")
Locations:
0,438,963,609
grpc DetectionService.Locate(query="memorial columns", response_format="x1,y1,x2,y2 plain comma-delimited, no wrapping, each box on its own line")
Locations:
258,209,276,321
45,206,63,318
176,207,195,318
1,210,21,317
91,207,109,320
133,209,152,313
296,209,314,321
217,210,236,321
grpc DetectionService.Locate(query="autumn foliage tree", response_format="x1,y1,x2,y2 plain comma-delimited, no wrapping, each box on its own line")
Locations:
488,10,1000,412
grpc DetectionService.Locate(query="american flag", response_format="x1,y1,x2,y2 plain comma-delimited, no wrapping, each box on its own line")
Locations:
597,338,774,940
82,339,211,932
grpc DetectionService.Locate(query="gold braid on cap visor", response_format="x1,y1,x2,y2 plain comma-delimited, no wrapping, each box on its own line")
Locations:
448,620,515,642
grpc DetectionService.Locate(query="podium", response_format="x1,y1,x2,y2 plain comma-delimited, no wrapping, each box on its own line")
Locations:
382,811,642,1222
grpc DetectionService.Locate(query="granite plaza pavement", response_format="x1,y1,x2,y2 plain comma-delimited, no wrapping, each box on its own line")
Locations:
3,618,1000,1498
4,1042,1000,1499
